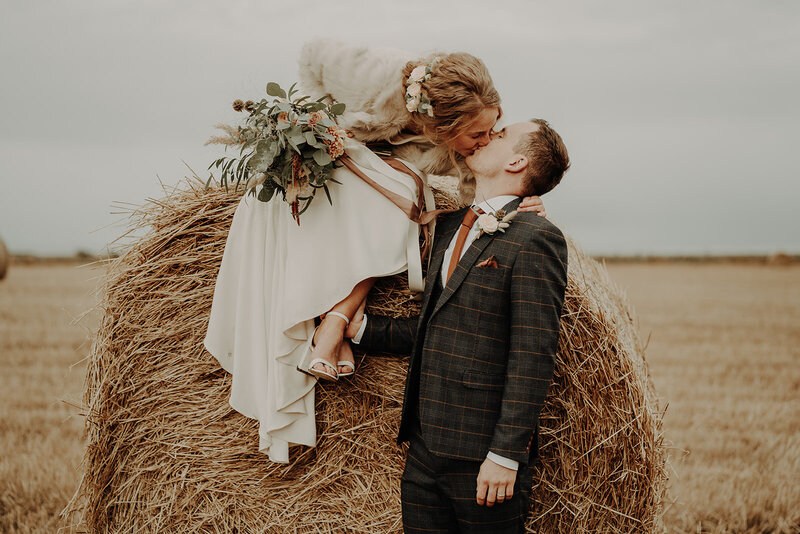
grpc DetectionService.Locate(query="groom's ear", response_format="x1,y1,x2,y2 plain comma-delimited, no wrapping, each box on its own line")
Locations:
505,155,528,174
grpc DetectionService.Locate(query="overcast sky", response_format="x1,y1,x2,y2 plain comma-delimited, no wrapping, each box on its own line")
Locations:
1,0,798,256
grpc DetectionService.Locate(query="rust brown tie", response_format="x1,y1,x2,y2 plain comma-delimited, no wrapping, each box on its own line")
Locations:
445,207,484,283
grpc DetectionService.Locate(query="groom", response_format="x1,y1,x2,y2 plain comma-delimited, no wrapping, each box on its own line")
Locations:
348,119,569,533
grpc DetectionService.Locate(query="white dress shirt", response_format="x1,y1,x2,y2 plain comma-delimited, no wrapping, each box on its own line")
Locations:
352,194,521,471
440,195,519,288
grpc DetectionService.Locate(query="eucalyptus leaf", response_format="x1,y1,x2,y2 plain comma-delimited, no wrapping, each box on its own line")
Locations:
266,82,286,99
250,143,275,172
305,131,321,147
318,116,336,128
330,102,346,115
313,149,332,166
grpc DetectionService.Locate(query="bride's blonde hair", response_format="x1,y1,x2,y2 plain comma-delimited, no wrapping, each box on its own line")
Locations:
402,52,501,146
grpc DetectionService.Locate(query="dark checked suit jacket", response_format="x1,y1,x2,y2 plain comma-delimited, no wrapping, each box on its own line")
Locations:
359,197,569,466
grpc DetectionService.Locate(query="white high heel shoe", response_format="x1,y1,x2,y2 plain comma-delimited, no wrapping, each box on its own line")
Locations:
298,311,350,382
336,338,356,378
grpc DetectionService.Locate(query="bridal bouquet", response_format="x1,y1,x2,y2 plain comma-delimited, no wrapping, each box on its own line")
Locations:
209,82,348,223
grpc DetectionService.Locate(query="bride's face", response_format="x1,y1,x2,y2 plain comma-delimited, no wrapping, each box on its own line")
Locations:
448,107,501,157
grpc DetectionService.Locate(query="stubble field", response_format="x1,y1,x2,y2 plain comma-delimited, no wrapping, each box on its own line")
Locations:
0,261,798,533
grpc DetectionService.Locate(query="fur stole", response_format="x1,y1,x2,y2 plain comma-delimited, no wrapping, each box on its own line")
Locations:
298,38,475,205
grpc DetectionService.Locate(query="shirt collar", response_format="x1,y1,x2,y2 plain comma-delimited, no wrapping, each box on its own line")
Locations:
473,195,519,215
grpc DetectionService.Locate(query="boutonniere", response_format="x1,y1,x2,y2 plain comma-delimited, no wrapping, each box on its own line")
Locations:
477,209,517,238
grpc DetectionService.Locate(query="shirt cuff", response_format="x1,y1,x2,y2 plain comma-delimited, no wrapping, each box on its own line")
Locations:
486,451,519,471
351,313,367,344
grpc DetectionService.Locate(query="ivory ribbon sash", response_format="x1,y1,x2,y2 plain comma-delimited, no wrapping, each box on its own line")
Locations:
339,142,452,292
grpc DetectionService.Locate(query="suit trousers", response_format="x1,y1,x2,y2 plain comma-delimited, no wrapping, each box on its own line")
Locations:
401,419,534,534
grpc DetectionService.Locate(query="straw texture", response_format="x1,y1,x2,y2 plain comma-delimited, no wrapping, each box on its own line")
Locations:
0,236,8,280
65,176,667,533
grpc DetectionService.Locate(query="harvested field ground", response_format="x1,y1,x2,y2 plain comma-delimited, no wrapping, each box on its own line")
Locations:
0,263,102,533
604,263,799,533
0,261,797,533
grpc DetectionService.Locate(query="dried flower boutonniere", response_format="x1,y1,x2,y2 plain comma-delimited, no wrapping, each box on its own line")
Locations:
477,209,517,238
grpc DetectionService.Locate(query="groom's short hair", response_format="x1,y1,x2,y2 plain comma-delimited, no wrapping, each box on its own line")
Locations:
517,119,570,196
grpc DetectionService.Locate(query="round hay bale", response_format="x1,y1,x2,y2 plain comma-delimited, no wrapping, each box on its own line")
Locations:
65,179,667,533
767,252,793,265
0,236,8,280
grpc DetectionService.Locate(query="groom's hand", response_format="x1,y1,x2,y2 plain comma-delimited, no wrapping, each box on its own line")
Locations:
476,458,516,507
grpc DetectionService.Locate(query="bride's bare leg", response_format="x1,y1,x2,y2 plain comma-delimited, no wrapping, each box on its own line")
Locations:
311,278,375,376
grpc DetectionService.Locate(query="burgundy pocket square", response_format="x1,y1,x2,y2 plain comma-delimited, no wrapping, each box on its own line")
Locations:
476,256,498,268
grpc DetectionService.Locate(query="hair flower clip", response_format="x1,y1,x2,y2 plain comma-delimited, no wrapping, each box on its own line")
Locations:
405,63,435,117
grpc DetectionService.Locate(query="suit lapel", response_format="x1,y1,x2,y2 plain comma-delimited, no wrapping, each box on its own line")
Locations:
412,209,465,356
430,197,522,318
422,208,465,299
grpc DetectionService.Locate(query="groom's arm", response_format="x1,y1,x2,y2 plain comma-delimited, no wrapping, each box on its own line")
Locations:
351,313,418,356
488,221,568,464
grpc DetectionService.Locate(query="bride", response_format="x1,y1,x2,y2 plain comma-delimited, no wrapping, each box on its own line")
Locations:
204,39,545,462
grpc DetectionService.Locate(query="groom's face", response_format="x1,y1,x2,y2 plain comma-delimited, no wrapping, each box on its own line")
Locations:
465,122,539,176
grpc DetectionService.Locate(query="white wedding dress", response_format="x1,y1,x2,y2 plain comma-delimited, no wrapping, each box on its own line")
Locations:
204,139,432,463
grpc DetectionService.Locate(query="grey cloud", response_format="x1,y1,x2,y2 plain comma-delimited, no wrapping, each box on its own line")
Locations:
1,0,798,255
